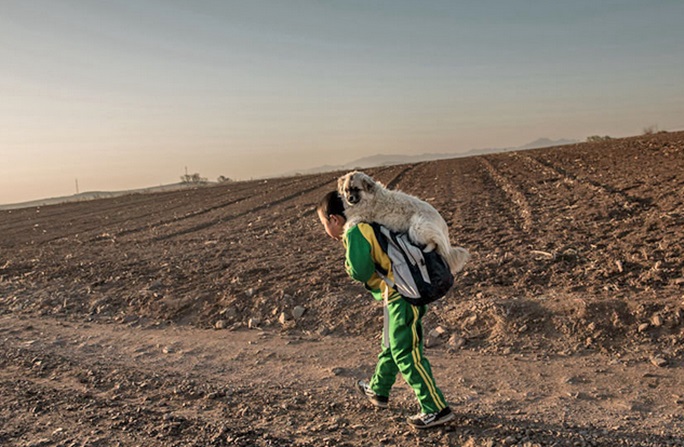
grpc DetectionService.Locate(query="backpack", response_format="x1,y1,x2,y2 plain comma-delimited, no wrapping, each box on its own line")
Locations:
369,223,454,306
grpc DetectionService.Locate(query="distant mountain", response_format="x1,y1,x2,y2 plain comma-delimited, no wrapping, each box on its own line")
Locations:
2,137,577,210
280,137,578,177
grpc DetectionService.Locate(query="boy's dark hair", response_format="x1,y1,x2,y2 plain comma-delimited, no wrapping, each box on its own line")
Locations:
318,191,346,218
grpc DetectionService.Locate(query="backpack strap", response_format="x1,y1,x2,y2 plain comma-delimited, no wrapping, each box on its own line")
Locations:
369,223,389,274
368,223,394,286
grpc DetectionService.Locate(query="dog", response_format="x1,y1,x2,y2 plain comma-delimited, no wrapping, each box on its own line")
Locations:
337,171,470,273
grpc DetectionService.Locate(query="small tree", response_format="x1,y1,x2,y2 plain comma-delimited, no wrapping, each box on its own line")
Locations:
217,175,232,183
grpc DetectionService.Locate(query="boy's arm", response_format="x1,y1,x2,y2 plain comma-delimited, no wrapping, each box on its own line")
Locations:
344,225,376,283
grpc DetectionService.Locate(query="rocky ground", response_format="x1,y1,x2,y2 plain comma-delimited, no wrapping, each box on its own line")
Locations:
1,131,683,446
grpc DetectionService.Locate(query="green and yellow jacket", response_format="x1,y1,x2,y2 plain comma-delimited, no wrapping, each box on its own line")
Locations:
343,223,402,304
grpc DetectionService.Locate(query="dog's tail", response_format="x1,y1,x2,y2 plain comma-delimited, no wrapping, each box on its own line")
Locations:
441,245,471,274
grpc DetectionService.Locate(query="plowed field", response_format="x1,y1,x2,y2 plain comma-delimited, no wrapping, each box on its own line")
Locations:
1,131,683,446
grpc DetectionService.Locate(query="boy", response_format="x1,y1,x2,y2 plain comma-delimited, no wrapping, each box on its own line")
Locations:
317,191,454,429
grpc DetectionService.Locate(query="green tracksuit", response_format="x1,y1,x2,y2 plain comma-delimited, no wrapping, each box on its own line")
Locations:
344,222,448,414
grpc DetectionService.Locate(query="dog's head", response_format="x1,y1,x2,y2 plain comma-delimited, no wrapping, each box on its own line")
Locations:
337,171,376,206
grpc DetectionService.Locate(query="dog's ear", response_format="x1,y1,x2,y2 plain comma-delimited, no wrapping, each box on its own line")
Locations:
337,175,347,193
360,173,375,192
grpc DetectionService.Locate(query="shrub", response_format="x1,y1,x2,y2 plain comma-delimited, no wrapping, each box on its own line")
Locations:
642,125,659,135
586,135,612,143
181,173,208,185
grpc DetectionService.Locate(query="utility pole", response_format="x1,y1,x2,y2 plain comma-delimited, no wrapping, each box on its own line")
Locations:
75,178,79,195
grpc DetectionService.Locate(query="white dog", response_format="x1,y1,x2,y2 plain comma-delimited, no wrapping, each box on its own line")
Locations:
338,171,470,273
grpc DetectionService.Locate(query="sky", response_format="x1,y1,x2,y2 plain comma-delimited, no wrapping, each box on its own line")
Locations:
1,0,683,205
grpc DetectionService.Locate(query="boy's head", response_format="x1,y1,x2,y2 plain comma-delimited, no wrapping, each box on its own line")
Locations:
317,191,346,241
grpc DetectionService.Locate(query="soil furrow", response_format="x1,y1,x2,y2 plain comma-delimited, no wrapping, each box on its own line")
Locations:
478,157,534,233
152,177,336,241
532,156,654,208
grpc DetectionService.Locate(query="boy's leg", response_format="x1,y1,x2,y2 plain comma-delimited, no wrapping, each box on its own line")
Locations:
387,299,448,414
368,342,399,397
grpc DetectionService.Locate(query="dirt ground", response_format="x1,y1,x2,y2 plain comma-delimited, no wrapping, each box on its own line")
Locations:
1,131,683,446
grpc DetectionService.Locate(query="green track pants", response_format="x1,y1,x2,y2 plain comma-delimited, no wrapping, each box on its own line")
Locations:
368,294,448,414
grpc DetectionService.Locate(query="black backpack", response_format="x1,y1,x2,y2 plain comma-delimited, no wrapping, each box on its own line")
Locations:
369,223,454,306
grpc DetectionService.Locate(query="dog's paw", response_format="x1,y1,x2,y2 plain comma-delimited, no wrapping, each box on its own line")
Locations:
423,242,436,253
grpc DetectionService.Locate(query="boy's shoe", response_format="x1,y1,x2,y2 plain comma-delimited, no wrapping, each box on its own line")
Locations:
407,407,455,429
356,380,388,408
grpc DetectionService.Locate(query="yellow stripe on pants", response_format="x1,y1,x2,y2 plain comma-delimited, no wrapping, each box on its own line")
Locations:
410,306,446,410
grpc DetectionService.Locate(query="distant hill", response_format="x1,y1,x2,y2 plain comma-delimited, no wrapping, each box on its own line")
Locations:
280,138,577,177
517,138,577,150
0,182,214,211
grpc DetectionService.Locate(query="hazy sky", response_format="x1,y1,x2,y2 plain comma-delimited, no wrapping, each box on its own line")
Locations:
1,1,683,205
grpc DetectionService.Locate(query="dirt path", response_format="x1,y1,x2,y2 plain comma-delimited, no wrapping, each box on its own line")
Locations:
2,315,683,447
